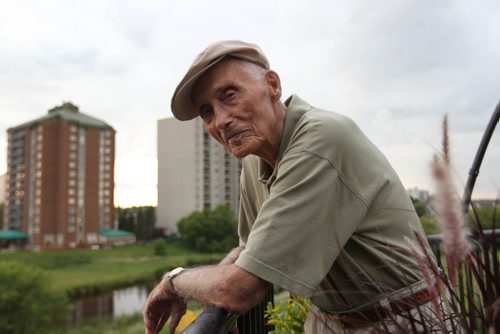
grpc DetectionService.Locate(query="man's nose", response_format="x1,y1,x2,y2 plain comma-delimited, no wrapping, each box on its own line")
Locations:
214,105,233,130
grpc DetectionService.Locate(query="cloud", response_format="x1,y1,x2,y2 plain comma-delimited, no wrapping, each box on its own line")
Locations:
0,0,498,205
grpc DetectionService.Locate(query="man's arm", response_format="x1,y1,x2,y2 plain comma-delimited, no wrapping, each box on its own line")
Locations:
143,246,270,334
173,262,271,314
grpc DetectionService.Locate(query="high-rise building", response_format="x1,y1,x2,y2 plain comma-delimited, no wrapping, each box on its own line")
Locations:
4,102,115,250
0,173,5,204
407,187,430,203
157,117,242,234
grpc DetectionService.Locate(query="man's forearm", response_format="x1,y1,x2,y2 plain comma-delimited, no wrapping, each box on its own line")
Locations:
171,262,270,314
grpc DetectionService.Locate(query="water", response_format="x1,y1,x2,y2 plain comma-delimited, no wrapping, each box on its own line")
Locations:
71,285,151,325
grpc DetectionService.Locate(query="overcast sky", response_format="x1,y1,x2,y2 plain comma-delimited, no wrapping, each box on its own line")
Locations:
1,0,498,207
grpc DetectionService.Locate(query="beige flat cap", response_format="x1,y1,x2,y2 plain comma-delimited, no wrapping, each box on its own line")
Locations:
171,40,270,121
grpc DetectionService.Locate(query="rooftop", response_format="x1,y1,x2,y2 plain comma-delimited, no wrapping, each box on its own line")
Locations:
0,230,28,240
8,102,114,131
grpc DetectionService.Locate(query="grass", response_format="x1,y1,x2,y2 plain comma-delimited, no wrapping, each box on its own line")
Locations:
0,241,224,297
59,314,146,334
0,241,223,333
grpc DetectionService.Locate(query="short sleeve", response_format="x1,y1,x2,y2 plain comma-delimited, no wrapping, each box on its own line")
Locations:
235,150,368,296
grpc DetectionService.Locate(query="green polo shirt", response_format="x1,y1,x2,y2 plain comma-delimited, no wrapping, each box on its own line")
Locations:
235,95,430,312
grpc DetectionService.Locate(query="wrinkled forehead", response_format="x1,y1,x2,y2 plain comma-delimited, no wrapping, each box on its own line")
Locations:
191,58,266,101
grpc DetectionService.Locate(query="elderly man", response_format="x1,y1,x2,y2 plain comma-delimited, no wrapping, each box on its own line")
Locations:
144,40,442,333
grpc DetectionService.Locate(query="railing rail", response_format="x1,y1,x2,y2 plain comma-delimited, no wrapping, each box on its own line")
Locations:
181,288,273,334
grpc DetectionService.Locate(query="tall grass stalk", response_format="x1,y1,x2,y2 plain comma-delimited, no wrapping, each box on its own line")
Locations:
431,115,470,288
409,114,499,333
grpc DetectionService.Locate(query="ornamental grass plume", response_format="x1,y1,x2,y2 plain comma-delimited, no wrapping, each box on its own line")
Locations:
431,115,470,287
405,235,443,320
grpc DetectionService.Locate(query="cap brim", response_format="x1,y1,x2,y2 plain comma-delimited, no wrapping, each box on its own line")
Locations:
170,40,270,121
170,57,225,121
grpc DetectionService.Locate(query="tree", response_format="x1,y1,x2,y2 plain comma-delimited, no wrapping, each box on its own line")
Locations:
0,203,3,229
469,206,499,230
177,205,238,253
116,207,135,232
116,206,156,240
0,262,68,334
410,197,428,217
419,215,441,235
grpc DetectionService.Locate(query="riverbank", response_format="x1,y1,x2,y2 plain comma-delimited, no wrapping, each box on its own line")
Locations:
0,240,224,298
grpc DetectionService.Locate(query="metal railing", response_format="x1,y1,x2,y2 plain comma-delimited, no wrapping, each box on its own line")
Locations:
181,288,273,334
427,229,500,268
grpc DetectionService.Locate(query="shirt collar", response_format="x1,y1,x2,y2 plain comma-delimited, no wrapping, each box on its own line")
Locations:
257,94,311,185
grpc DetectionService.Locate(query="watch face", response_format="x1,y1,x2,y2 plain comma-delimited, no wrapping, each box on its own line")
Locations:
169,267,184,278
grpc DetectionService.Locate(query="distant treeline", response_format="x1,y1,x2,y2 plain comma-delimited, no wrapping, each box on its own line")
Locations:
116,206,158,240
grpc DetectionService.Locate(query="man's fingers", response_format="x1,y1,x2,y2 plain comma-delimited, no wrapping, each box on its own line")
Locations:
144,308,171,334
156,312,169,334
168,308,187,334
169,301,187,334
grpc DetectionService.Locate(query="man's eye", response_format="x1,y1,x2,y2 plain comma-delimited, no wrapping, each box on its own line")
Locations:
199,106,213,120
223,90,236,101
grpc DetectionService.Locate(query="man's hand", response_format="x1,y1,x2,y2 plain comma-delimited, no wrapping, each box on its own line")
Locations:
143,278,187,334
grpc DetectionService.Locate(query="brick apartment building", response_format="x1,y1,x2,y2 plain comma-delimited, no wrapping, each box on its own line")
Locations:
4,102,115,250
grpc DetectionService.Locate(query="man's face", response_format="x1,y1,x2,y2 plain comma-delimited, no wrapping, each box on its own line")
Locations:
191,59,284,164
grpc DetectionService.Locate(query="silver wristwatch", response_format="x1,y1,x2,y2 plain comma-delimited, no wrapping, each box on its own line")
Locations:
166,267,185,292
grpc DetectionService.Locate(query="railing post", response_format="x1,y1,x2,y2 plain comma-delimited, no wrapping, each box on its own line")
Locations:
180,287,274,334
237,287,274,334
462,101,500,212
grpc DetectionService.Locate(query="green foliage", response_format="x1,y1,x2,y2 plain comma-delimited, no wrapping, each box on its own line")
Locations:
469,206,499,230
418,207,498,235
0,261,68,334
61,313,145,334
177,205,238,253
116,206,156,240
0,203,3,229
266,295,311,333
0,242,223,299
410,197,428,217
28,252,93,269
152,238,167,256
420,215,441,235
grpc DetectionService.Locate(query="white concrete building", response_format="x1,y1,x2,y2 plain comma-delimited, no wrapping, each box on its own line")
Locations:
157,117,242,234
407,187,430,202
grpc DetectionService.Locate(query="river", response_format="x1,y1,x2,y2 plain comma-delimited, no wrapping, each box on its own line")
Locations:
71,285,151,325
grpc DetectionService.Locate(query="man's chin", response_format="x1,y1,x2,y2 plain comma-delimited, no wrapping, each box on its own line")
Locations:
228,147,250,160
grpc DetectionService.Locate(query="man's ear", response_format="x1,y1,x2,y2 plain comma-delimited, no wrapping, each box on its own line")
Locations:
265,70,282,101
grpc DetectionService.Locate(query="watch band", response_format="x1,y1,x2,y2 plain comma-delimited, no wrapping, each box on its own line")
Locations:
166,267,185,293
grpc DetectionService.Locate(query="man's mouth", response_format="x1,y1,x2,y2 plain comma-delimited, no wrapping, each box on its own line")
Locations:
226,130,247,144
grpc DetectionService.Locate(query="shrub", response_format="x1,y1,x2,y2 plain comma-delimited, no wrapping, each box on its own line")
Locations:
0,261,68,334
419,215,441,235
266,295,311,333
411,197,429,217
152,238,167,256
177,205,238,253
469,206,499,230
